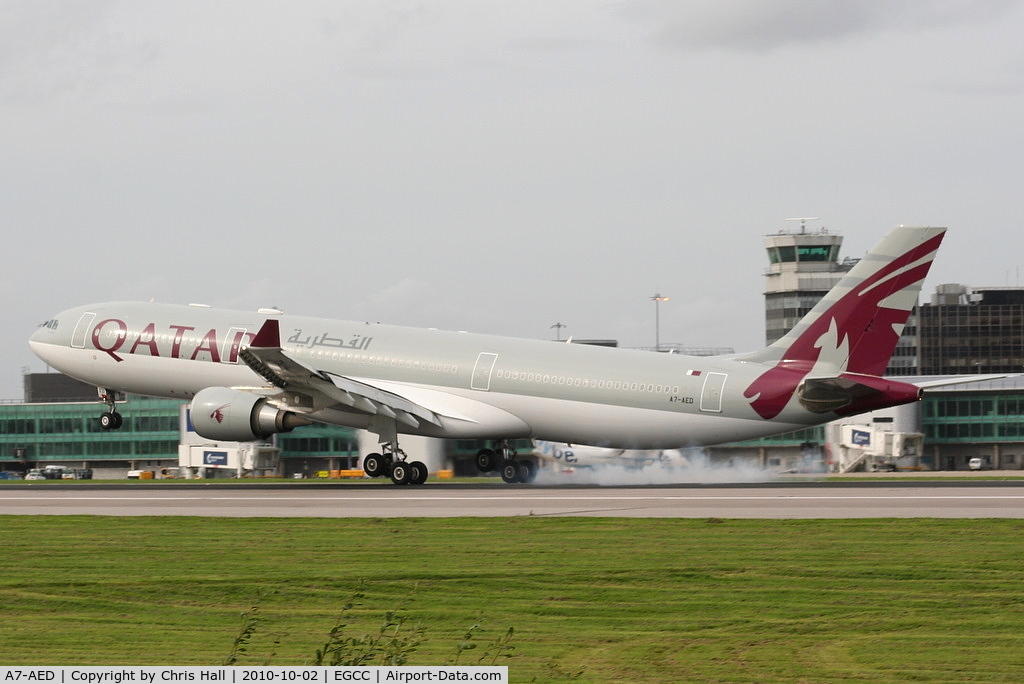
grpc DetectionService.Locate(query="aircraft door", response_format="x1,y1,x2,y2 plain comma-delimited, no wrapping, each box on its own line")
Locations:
699,372,727,413
471,352,499,391
71,313,96,349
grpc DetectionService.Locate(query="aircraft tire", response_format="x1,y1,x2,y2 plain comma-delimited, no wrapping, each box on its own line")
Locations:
363,453,384,478
519,459,537,483
476,448,497,472
409,461,428,485
100,412,122,430
500,462,521,484
390,462,411,485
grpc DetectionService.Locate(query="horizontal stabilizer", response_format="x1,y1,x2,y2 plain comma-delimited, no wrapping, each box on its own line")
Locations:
913,374,1017,389
797,374,921,414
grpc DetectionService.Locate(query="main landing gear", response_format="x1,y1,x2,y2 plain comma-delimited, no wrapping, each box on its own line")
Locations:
476,441,537,484
361,443,428,486
98,389,123,430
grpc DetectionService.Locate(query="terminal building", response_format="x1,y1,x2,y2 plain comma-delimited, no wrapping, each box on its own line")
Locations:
1,376,358,478
918,284,1024,375
4,223,1024,476
1,374,507,478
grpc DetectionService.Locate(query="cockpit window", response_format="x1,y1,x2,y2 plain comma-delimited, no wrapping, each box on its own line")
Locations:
39,319,59,330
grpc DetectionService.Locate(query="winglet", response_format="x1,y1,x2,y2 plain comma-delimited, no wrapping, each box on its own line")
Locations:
250,319,281,349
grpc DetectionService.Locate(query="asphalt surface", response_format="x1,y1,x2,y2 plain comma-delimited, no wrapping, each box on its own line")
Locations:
3,480,1024,518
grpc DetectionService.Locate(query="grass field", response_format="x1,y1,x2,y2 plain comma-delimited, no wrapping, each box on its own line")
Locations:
2,516,1023,682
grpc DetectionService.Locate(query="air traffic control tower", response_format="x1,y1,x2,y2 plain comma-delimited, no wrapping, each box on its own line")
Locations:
762,219,854,346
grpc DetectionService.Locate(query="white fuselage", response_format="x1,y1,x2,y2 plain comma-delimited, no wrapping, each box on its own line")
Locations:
30,301,823,449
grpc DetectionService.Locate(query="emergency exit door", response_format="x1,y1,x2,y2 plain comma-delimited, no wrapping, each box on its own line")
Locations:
699,372,727,413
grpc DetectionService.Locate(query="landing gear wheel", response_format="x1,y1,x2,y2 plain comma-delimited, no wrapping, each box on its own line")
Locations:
390,462,412,485
500,462,521,484
100,411,122,430
363,453,384,478
476,448,497,472
519,460,537,483
409,461,428,485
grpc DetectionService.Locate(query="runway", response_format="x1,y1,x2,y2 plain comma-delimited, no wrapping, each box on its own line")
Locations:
3,481,1024,518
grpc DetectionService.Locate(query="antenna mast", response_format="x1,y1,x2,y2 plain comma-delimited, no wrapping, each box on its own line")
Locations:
784,217,821,234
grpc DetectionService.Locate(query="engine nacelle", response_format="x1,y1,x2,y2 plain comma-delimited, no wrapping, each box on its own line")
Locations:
190,387,309,442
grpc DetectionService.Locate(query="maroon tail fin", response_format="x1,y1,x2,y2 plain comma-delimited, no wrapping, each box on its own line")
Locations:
742,225,945,419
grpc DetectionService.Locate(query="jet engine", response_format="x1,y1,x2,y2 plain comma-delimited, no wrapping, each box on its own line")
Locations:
190,387,310,442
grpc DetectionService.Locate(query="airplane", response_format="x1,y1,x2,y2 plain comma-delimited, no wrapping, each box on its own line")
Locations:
29,225,945,485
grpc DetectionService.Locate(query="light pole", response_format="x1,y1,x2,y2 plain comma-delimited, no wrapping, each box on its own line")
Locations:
551,322,566,341
651,293,669,351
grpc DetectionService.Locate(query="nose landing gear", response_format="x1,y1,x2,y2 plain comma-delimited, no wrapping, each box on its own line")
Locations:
98,389,123,430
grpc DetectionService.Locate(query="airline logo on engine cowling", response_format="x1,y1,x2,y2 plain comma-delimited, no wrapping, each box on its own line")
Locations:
89,319,255,363
211,405,228,424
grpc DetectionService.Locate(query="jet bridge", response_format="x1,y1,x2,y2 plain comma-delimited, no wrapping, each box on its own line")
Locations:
178,404,280,478
178,443,279,478
835,424,924,473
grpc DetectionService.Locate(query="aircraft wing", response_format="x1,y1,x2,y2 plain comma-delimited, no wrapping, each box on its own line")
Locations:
238,319,442,430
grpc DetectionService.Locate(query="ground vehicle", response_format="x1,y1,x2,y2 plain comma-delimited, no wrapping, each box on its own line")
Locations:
43,465,70,479
968,457,992,471
24,469,46,480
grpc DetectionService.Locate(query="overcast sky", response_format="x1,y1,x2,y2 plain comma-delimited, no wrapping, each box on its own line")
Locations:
4,1,1024,400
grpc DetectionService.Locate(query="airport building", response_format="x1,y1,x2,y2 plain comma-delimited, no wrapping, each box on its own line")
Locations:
1,373,511,478
918,284,1024,375
0,377,360,478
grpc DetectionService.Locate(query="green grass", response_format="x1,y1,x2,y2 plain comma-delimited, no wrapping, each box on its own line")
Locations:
2,517,1023,682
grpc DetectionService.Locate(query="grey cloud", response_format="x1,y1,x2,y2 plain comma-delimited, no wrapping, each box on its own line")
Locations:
620,0,1023,53
0,0,159,104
